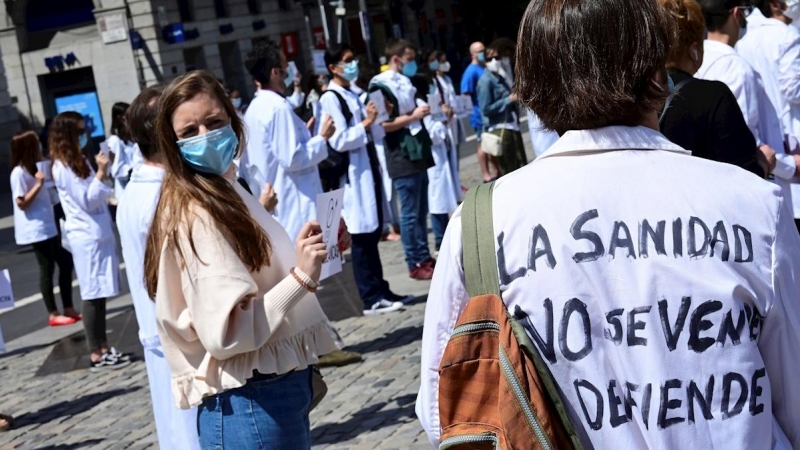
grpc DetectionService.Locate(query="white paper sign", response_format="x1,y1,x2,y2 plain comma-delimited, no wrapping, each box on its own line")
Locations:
99,141,111,156
312,50,328,74
0,270,15,310
315,188,345,280
428,93,447,122
369,90,390,124
288,61,299,80
457,95,474,118
98,14,127,44
36,160,54,188
311,101,322,136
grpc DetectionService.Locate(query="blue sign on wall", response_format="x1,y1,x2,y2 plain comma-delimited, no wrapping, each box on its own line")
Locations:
55,92,105,138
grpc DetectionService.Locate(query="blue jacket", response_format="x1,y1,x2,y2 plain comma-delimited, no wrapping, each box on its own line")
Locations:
477,71,515,131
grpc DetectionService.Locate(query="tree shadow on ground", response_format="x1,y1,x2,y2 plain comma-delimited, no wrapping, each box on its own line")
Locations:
312,394,417,444
14,387,141,428
35,439,104,450
344,324,423,355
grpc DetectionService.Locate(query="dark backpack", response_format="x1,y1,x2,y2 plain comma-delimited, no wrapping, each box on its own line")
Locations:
318,90,352,192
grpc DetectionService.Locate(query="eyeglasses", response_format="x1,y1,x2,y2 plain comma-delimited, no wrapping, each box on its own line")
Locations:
486,56,499,62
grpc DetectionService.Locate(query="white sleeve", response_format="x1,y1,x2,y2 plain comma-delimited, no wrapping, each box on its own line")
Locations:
779,33,800,105
773,153,797,180
320,92,368,153
53,162,111,212
108,138,132,180
270,105,328,172
287,90,305,109
10,169,26,199
760,193,800,447
416,207,471,448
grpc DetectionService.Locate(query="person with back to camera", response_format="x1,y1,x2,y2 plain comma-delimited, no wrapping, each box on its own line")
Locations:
107,102,141,200
418,0,800,448
144,70,348,449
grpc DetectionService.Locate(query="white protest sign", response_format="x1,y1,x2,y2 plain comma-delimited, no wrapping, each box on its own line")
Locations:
368,89,390,124
457,95,474,118
99,141,111,156
315,188,345,280
0,270,15,310
312,50,328,74
36,160,54,188
288,61,299,80
428,93,447,122
310,101,322,136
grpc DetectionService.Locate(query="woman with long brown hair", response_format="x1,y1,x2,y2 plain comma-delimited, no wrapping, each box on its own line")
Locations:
10,130,78,326
144,70,345,449
50,111,128,371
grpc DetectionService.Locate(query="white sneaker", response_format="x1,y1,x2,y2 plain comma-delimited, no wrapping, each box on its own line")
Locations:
363,299,404,316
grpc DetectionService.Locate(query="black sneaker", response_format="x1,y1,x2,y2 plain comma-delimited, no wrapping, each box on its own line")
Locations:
386,292,416,305
90,353,131,372
109,347,130,362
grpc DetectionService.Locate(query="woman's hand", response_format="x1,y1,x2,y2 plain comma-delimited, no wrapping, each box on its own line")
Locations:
96,152,111,180
318,115,336,141
295,221,328,283
259,183,278,213
338,218,351,253
34,170,46,186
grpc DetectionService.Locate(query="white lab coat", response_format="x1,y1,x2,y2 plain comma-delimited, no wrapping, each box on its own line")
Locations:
320,82,380,235
420,98,459,215
52,160,119,300
242,89,327,240
436,75,466,198
117,164,200,450
107,135,141,200
525,109,560,157
360,91,395,226
737,10,800,217
417,126,800,449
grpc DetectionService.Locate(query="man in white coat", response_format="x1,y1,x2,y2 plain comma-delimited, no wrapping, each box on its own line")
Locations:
117,87,201,449
242,40,335,240
737,0,800,231
320,43,411,315
696,0,789,177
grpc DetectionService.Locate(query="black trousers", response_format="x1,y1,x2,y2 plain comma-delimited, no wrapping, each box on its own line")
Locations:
31,236,74,314
350,227,391,309
83,299,107,351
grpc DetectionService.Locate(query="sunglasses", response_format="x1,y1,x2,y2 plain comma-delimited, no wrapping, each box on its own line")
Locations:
487,56,500,62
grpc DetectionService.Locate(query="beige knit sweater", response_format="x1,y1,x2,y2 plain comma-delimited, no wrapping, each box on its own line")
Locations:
155,181,340,409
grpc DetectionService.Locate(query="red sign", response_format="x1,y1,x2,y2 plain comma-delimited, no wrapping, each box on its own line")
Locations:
313,27,327,50
281,32,299,57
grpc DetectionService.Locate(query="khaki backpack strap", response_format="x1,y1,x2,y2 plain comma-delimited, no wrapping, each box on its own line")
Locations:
462,181,500,297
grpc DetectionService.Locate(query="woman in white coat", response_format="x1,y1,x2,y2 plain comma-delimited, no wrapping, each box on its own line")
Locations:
431,51,466,196
412,75,460,252
49,111,128,371
107,102,141,200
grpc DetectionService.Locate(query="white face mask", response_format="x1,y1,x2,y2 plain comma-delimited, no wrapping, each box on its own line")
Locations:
786,0,800,20
441,61,451,73
486,59,501,73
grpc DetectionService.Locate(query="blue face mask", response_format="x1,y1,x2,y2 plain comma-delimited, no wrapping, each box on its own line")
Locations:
429,61,440,71
667,75,676,95
342,61,359,81
176,124,238,175
402,60,418,77
78,134,88,149
231,97,242,109
477,51,486,63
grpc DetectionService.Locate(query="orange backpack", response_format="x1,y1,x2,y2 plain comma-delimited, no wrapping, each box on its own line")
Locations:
437,182,583,450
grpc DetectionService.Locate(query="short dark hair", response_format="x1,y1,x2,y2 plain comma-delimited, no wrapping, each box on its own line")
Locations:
127,85,164,160
698,0,743,30
751,0,773,17
515,0,674,134
385,38,414,60
355,64,379,91
245,40,282,87
110,102,130,141
324,43,355,75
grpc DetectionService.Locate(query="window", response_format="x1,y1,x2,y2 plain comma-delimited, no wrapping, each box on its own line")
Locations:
183,47,207,72
178,0,194,22
278,0,291,12
214,0,229,18
247,0,261,14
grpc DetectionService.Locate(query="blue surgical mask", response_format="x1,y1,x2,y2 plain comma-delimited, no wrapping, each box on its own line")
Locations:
342,61,359,81
402,60,418,77
176,124,238,175
284,63,296,88
78,134,88,149
231,97,242,109
429,61,440,71
477,52,486,63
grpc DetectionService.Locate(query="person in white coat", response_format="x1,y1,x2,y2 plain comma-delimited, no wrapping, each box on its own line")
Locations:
116,86,201,450
737,0,800,231
49,111,127,371
696,0,788,175
431,51,466,194
418,0,800,448
320,43,411,315
242,40,335,240
106,102,141,200
525,109,560,157
411,74,460,252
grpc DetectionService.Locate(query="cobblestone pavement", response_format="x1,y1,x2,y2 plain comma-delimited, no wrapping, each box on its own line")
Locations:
0,129,534,450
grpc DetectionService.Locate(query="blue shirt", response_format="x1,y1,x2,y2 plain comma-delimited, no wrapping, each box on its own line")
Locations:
460,63,485,127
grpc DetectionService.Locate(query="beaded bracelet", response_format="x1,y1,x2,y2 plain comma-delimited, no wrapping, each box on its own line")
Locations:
290,267,318,293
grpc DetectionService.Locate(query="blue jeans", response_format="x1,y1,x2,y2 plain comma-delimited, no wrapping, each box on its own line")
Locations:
393,172,432,270
431,213,449,250
197,368,312,450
